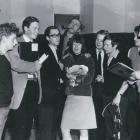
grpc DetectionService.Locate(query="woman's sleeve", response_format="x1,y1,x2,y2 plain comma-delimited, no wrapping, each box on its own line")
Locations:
76,56,95,86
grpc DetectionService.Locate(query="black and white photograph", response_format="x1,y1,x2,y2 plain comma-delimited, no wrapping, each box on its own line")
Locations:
0,0,140,140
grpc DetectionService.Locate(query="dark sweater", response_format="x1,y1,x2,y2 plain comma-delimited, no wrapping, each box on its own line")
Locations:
0,55,13,107
63,53,95,96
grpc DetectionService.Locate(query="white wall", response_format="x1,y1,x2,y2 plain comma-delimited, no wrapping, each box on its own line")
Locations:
93,0,126,32
80,0,140,33
1,0,140,33
53,0,80,14
125,0,140,32
0,0,80,34
0,0,11,23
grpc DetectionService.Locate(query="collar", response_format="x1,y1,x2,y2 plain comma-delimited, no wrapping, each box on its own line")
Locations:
109,49,119,59
23,34,33,42
49,44,57,51
96,49,104,54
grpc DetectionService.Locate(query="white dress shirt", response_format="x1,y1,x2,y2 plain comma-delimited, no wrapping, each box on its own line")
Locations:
96,49,104,76
49,44,58,63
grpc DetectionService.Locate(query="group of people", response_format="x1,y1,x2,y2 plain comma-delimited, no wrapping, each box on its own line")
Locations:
0,15,140,140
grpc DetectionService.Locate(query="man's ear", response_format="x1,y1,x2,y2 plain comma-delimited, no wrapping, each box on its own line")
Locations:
24,26,28,33
46,36,49,41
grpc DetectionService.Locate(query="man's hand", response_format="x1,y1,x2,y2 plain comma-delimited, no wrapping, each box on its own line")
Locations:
112,94,121,106
35,60,42,71
130,71,140,81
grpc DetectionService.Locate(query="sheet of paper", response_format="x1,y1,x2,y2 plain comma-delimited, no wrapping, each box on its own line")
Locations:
31,43,38,51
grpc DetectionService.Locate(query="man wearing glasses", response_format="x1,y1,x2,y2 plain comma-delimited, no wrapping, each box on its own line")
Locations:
37,26,64,140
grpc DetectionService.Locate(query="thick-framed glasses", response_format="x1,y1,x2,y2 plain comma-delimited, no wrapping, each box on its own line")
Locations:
49,34,60,38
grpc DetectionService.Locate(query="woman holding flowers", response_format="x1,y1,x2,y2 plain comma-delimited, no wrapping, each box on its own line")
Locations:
61,34,97,140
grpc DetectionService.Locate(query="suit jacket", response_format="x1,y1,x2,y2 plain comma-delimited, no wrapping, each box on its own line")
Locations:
39,41,63,106
103,51,131,97
8,35,42,109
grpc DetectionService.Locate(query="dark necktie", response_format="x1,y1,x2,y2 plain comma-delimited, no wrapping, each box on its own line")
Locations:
97,51,102,75
104,55,109,70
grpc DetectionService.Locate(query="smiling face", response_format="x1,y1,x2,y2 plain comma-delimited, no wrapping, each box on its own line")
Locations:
47,29,60,47
24,21,39,40
95,34,105,50
104,39,117,55
72,42,82,55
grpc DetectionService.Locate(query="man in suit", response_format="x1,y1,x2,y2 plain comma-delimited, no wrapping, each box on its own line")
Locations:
91,30,109,140
37,26,64,140
8,16,42,140
102,34,132,140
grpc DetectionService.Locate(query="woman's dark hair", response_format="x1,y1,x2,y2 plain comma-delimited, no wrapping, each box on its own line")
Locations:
68,34,86,54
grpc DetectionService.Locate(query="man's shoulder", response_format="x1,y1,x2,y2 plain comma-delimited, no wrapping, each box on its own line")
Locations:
17,35,24,42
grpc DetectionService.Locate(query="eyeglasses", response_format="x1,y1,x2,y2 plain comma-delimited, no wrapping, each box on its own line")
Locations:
49,34,60,38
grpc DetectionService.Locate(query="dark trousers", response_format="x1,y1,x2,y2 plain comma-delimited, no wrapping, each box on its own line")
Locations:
10,80,39,140
103,86,140,140
92,82,105,140
37,92,65,140
125,87,140,140
103,95,128,140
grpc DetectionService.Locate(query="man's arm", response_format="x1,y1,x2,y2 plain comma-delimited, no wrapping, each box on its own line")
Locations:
8,44,41,73
112,81,129,106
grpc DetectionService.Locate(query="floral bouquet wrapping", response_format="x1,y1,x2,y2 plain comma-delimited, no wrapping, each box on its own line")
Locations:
66,65,88,87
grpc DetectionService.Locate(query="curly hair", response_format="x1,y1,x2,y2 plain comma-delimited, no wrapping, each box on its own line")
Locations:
68,34,86,54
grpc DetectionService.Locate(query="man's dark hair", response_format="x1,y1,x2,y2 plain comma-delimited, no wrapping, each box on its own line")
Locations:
44,26,59,37
96,29,109,37
103,34,120,49
22,16,39,32
0,23,19,41
134,25,140,35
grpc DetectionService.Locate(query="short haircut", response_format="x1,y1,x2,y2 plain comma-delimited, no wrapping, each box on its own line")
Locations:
44,26,59,37
22,16,39,32
0,23,19,42
103,34,119,49
69,34,86,54
134,25,140,35
96,29,109,37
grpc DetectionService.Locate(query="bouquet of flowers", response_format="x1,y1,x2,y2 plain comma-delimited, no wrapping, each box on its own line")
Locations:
66,65,88,87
